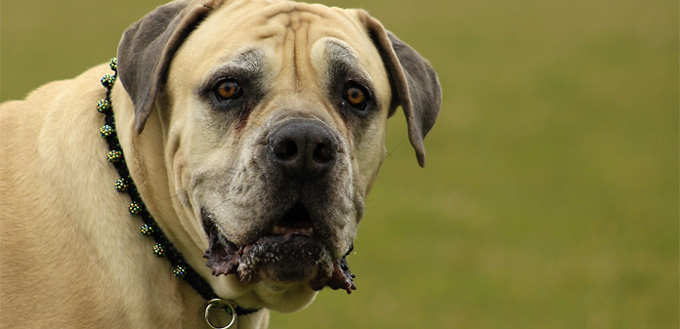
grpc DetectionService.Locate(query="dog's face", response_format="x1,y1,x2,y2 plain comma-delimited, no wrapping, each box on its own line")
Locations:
117,0,440,308
169,1,392,292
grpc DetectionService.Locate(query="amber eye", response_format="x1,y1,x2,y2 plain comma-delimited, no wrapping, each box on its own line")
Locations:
345,86,366,106
214,79,242,101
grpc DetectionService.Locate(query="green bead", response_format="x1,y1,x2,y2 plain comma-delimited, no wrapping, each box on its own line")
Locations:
100,125,114,138
173,265,186,279
140,224,154,237
100,74,116,89
128,202,142,215
96,99,112,113
107,150,123,163
114,178,128,192
152,243,166,257
109,58,118,72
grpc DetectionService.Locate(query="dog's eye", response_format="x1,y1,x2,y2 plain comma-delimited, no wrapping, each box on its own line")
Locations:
214,79,243,101
343,84,369,111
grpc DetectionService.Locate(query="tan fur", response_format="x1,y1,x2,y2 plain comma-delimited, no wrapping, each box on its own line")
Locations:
1,0,440,327
0,66,212,327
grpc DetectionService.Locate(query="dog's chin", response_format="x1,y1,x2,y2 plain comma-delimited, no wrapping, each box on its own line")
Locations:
202,212,356,294
239,235,331,284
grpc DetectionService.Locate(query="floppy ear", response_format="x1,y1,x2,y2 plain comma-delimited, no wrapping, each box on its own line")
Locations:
117,0,224,134
362,14,442,167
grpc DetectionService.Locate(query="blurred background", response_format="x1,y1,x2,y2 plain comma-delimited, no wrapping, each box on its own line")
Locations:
2,0,677,328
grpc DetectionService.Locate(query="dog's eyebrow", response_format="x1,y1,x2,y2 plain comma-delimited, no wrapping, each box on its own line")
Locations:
325,40,374,90
210,49,266,78
325,40,362,76
326,40,358,64
199,49,267,97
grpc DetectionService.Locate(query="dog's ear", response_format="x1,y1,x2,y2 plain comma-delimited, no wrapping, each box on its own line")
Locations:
360,13,442,167
117,0,224,134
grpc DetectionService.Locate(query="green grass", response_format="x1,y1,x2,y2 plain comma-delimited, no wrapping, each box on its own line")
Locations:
2,0,678,328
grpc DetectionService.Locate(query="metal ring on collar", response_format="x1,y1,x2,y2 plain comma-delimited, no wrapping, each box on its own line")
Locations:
205,298,237,329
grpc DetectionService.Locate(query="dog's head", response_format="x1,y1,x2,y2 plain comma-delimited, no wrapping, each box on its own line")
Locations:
117,0,440,309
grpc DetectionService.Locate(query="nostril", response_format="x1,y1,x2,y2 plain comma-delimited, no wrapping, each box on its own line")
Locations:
272,139,298,161
312,142,335,164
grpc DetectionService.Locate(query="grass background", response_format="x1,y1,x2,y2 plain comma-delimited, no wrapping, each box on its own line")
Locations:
2,0,677,328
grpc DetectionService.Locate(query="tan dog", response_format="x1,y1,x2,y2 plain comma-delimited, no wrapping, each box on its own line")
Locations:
0,0,441,327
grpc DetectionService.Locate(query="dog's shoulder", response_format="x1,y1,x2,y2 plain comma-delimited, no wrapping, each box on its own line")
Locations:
1,63,112,184
1,63,112,136
0,62,119,227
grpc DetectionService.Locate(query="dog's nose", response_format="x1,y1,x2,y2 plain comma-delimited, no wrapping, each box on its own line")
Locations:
268,119,338,180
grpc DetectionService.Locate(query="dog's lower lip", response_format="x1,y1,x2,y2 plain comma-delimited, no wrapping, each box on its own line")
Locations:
271,224,314,236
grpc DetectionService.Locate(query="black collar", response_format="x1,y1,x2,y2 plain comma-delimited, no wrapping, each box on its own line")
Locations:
97,58,260,318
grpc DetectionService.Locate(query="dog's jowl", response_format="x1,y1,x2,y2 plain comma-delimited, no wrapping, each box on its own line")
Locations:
0,0,441,327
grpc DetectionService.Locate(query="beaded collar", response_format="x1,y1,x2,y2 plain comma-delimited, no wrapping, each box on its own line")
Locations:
97,58,259,328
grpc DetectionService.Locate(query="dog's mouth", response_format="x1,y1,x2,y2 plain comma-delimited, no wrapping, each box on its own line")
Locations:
202,204,356,294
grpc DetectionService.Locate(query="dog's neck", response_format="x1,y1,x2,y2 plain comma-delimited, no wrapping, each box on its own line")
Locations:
99,59,263,327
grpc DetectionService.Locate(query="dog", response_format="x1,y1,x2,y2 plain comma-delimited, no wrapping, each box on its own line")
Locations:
0,0,441,327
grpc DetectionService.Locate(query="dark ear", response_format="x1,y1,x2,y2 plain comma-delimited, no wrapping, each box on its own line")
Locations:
117,0,224,134
363,14,442,167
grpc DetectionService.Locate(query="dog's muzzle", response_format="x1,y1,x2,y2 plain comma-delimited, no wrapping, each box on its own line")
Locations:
202,118,356,293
